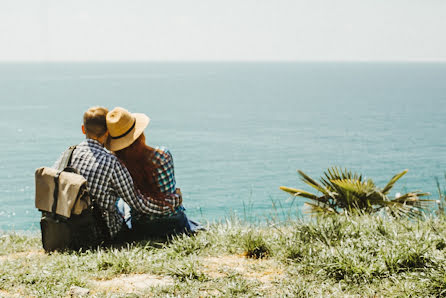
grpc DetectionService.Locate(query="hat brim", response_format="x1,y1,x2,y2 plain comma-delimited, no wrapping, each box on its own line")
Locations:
106,113,150,151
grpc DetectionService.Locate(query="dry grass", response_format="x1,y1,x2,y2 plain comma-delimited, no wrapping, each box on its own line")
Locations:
92,274,174,293
2,215,446,297
202,255,284,281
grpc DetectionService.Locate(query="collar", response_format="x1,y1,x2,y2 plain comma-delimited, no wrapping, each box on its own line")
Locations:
85,138,106,149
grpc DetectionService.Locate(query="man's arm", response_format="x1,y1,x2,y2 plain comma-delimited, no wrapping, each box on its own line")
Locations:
165,188,183,209
110,160,172,215
137,189,182,213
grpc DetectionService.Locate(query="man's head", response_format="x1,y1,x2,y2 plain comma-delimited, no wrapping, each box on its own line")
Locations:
82,106,109,141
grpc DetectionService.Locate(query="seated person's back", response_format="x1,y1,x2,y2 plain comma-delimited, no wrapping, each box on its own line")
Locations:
54,106,174,240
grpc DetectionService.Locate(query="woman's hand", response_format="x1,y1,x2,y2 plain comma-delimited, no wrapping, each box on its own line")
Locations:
175,188,183,204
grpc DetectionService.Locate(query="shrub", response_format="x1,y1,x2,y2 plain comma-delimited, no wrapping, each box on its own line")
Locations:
281,167,431,217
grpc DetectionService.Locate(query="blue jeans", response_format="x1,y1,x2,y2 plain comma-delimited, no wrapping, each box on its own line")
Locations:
116,198,201,239
131,210,191,239
116,199,132,229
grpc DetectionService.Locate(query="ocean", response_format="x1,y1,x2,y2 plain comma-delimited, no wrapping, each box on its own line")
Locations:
1,62,446,232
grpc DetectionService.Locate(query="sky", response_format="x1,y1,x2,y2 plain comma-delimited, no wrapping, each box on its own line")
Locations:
1,0,446,62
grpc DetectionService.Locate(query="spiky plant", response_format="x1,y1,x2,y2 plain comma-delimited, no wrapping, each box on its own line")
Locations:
435,173,446,216
280,167,431,217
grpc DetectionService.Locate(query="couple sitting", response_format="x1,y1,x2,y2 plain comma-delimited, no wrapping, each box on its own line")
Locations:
55,106,198,243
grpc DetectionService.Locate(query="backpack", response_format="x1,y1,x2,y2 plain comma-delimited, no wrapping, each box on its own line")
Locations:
35,146,108,252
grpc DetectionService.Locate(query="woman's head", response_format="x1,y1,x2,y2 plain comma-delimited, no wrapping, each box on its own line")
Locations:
105,107,150,151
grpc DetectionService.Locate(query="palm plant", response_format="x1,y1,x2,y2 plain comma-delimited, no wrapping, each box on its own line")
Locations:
280,167,432,217
435,174,446,216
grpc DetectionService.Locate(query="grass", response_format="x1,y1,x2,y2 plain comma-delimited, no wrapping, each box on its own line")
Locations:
1,215,446,297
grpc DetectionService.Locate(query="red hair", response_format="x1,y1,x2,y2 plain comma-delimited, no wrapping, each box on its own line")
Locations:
115,134,171,208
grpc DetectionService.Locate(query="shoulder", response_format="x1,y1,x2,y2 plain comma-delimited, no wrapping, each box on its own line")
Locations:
109,153,132,180
156,146,172,157
152,146,173,165
74,140,120,166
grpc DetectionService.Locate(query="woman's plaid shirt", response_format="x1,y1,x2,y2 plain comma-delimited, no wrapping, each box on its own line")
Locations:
137,146,183,215
153,146,176,194
55,139,177,238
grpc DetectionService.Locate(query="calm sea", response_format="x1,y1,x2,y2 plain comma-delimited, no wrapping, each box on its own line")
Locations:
1,62,446,231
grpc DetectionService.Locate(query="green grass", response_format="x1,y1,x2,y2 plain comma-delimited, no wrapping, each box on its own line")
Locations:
2,215,446,297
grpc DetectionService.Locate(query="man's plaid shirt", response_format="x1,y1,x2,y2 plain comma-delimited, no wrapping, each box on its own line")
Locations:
55,139,177,238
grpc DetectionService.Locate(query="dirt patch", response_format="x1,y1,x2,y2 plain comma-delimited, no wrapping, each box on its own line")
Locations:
92,274,174,293
202,255,284,284
0,289,22,298
0,250,44,262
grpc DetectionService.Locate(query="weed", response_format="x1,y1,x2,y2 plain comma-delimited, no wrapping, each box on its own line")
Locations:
165,259,207,282
241,230,270,259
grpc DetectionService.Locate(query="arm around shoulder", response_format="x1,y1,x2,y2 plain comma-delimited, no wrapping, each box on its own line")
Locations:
111,159,173,215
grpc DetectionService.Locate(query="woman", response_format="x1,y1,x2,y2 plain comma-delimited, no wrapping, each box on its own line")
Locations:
105,107,196,238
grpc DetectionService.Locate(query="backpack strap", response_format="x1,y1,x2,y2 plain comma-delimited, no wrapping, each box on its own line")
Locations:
52,146,77,217
57,145,77,170
51,172,61,216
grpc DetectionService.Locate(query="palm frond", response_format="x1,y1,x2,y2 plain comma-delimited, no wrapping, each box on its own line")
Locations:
329,178,385,209
298,170,333,197
279,186,319,200
330,179,375,195
390,192,433,209
382,169,408,194
320,168,366,200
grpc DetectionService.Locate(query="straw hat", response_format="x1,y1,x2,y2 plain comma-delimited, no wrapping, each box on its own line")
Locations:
106,107,150,151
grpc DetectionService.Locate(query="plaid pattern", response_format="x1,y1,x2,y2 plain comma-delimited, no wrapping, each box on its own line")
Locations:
54,139,174,238
136,146,183,218
153,146,176,194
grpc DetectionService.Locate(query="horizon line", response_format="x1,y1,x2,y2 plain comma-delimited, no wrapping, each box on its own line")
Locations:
0,59,446,64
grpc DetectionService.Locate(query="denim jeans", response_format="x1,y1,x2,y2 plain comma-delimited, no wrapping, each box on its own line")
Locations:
116,198,132,229
131,210,191,239
116,198,202,240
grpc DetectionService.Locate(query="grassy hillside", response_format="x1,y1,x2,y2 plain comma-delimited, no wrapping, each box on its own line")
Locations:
1,215,446,297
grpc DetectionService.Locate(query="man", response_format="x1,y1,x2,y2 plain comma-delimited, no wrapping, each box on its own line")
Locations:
54,106,178,240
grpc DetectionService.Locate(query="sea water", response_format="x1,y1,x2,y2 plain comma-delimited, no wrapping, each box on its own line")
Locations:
1,62,446,232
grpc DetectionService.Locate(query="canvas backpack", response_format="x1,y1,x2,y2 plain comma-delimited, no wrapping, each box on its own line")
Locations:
35,146,107,252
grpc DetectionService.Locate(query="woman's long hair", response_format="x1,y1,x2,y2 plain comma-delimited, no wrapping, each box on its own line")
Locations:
115,134,167,205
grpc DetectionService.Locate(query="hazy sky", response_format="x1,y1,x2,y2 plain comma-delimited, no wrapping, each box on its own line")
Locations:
1,0,445,61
